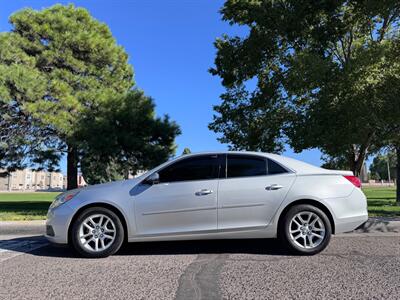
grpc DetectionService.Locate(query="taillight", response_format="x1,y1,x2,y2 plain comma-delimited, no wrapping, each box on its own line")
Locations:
343,175,361,188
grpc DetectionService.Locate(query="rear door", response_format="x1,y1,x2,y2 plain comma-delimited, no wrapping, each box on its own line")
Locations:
217,154,296,230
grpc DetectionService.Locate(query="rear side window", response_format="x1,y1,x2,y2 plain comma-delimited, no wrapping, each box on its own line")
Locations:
227,155,267,178
267,159,288,175
158,155,220,183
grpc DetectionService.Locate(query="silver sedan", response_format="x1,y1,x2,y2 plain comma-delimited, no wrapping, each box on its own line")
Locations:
46,151,368,258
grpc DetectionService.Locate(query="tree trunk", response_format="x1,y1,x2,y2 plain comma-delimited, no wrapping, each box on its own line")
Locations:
67,144,78,190
349,133,374,177
396,146,400,205
348,151,357,175
354,155,366,177
348,149,366,177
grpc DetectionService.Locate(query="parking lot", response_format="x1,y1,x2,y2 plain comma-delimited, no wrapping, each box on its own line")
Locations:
1,232,399,300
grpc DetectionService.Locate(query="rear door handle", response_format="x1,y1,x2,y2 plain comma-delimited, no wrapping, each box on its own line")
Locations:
265,184,284,191
195,189,213,196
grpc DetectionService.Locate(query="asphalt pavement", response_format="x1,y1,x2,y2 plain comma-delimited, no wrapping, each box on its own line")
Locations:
0,223,399,300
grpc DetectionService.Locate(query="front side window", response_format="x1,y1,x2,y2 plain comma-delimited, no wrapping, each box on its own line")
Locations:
227,155,267,178
158,155,220,183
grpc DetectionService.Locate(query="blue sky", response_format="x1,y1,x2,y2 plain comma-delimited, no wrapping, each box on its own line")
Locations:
1,0,326,174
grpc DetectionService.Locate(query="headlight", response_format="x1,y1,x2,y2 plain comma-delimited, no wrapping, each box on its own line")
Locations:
49,190,80,210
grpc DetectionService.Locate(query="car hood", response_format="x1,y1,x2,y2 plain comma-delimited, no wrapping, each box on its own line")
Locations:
75,177,142,193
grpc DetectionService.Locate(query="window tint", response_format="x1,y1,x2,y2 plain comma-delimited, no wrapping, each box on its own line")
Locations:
158,155,220,183
227,155,267,178
267,159,288,175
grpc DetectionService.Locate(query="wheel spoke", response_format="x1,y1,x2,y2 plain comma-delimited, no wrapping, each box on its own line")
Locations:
103,234,114,240
80,232,92,238
307,235,314,248
298,214,306,224
83,237,94,246
306,212,312,223
292,218,302,227
312,232,323,239
293,232,302,240
95,238,99,251
84,223,94,230
310,217,319,226
89,217,97,226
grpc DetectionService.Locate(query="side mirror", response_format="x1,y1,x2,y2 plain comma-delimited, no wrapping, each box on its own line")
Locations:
144,172,160,185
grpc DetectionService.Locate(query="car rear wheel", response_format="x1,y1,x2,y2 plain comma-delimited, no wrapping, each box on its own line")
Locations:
71,207,124,258
279,204,332,255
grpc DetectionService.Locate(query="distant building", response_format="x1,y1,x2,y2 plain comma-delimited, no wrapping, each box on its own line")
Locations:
0,168,143,191
0,169,65,191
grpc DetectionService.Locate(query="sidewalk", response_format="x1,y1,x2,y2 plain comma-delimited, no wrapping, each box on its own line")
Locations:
0,218,399,237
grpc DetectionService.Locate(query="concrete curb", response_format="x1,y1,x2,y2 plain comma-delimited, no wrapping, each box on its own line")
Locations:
0,220,45,236
0,218,399,237
354,218,400,234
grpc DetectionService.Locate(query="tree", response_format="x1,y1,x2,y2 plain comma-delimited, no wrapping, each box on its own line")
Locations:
182,148,192,155
78,90,181,184
0,101,61,172
1,5,181,189
210,0,400,176
0,4,133,189
379,77,400,203
369,151,397,181
320,155,349,171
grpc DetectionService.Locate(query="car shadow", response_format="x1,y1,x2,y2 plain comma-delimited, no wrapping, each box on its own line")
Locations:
0,236,291,258
117,238,290,256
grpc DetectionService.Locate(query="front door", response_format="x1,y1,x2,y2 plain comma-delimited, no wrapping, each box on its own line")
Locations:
134,154,222,235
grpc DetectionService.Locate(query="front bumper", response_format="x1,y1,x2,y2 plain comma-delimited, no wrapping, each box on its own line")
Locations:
45,204,74,244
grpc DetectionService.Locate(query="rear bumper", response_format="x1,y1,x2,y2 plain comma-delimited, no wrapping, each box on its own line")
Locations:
335,214,369,233
326,187,368,234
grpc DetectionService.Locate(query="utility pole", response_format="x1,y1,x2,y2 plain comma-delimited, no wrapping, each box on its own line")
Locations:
387,156,391,186
8,172,11,191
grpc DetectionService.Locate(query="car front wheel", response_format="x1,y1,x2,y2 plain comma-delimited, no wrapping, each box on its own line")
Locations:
280,204,332,255
71,207,124,258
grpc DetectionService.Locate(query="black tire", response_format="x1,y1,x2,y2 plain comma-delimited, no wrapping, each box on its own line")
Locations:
71,207,124,258
279,204,332,255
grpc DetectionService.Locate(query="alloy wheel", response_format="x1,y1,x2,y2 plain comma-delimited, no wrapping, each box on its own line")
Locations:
78,214,116,252
288,211,326,249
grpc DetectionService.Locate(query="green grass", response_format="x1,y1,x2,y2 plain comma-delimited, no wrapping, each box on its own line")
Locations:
362,186,399,217
0,187,398,221
0,192,60,221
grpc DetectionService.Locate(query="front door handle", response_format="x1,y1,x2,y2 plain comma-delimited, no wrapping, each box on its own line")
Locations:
265,184,284,191
195,189,213,196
